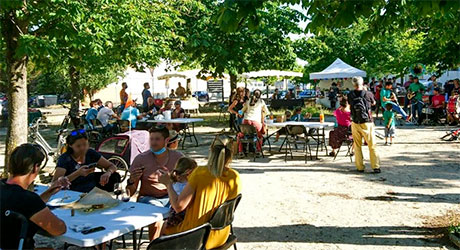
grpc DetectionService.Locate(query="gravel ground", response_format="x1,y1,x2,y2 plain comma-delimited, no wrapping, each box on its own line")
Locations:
1,121,459,250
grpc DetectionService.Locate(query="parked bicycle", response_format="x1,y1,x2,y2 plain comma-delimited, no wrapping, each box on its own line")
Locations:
28,117,68,163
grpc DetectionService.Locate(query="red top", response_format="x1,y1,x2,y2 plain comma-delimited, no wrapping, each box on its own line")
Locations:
431,95,445,108
334,108,352,127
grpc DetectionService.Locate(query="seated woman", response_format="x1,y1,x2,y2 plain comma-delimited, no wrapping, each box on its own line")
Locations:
329,98,352,156
239,89,269,154
1,144,69,250
159,136,241,249
228,87,247,130
53,129,120,193
145,96,158,115
171,100,186,132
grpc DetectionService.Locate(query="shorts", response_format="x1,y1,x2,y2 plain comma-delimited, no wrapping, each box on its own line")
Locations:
138,195,170,207
385,126,395,138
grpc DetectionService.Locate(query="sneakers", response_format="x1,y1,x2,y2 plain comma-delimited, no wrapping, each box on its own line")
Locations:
373,168,381,173
329,151,336,157
357,169,364,173
405,115,412,122
384,142,388,146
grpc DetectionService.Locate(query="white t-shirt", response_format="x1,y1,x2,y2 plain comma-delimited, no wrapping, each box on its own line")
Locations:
97,107,114,127
243,99,269,123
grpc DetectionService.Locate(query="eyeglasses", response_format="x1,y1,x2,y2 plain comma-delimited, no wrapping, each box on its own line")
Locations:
70,129,86,137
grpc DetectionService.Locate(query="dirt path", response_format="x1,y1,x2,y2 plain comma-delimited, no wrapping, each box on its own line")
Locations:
1,124,459,249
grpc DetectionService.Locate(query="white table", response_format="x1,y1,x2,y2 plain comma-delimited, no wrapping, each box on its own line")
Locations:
35,185,169,249
265,121,335,158
142,118,204,149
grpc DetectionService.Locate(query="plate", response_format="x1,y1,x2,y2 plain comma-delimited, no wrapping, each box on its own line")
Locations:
47,193,81,207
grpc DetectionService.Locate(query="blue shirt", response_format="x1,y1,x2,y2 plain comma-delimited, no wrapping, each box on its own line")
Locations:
142,89,152,108
121,106,140,128
86,107,98,128
56,149,102,192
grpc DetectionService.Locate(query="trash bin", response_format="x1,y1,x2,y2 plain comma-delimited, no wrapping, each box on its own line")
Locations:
44,95,58,106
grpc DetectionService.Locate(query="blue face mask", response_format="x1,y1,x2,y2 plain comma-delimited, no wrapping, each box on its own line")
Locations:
151,147,166,155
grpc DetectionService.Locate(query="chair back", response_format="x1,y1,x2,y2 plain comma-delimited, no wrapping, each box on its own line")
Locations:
117,120,131,132
238,124,257,136
286,125,306,136
147,223,211,250
4,210,29,250
209,194,242,230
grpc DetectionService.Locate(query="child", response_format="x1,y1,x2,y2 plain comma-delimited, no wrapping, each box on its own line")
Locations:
164,157,197,228
383,103,396,145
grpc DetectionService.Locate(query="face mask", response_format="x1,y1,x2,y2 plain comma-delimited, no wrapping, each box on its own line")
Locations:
151,147,166,155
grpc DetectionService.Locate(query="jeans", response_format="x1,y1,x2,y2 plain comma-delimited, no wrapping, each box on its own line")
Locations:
138,195,170,207
351,122,380,170
411,101,424,124
403,95,410,111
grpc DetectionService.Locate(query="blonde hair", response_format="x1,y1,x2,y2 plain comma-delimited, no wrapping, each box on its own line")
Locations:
171,157,198,182
207,135,234,177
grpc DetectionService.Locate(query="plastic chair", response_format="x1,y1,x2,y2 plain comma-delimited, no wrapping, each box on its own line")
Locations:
147,223,211,250
208,194,242,250
285,125,312,163
4,210,28,250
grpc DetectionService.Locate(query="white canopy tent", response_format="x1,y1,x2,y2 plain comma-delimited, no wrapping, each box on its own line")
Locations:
309,58,366,79
242,70,303,79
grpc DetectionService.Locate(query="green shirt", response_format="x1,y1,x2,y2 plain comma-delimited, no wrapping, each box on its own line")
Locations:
383,110,395,127
380,88,392,107
408,83,426,101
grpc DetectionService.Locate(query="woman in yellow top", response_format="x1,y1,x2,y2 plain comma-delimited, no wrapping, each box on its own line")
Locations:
159,136,241,249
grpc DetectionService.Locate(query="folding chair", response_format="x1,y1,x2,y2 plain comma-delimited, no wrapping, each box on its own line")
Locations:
285,125,312,163
237,124,264,161
147,223,211,250
333,132,354,163
180,113,199,149
209,194,242,250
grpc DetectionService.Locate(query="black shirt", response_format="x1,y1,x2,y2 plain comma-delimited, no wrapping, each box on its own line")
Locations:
0,180,47,250
56,149,102,192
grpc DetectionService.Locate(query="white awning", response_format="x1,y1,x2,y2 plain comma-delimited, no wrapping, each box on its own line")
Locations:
242,70,303,79
309,58,366,79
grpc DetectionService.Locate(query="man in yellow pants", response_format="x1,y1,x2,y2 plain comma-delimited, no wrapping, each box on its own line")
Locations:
347,76,381,173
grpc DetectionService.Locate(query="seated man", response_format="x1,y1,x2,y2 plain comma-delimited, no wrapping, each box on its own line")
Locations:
127,126,184,239
120,99,143,128
380,81,410,122
85,100,100,129
97,101,119,132
430,88,445,124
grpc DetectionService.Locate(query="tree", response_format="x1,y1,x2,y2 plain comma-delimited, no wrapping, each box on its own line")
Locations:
219,0,460,71
0,0,188,169
174,1,303,91
295,19,423,79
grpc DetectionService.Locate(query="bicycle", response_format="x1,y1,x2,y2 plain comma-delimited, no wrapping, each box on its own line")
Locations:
28,117,68,163
441,128,460,142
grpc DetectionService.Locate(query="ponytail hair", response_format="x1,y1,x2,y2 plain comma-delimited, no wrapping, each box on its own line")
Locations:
171,157,197,182
207,135,234,177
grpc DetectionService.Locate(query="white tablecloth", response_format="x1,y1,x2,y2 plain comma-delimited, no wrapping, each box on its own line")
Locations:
143,118,204,124
35,185,169,247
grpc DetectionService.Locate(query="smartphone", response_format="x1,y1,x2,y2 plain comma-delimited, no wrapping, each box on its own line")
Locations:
81,226,105,235
86,163,98,169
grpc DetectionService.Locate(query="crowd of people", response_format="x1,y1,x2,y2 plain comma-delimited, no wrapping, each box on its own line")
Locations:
1,126,241,249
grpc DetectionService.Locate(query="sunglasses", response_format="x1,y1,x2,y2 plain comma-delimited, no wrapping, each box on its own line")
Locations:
70,129,86,137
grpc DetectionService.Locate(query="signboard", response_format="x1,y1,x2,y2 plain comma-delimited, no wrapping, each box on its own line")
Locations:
207,79,224,102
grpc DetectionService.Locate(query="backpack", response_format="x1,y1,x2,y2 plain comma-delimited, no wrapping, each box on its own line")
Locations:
349,90,371,123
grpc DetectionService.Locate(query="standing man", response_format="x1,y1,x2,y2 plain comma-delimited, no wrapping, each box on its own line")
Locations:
347,76,380,173
408,76,426,125
119,82,129,113
127,126,183,239
142,82,152,111
403,75,414,111
175,83,186,98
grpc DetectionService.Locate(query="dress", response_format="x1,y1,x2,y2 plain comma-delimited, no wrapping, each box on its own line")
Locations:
164,166,241,249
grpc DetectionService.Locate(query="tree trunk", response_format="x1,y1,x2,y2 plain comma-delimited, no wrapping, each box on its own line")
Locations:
230,73,237,92
2,11,29,173
68,65,81,128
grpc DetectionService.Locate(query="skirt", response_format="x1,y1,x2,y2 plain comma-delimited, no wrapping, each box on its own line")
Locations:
329,125,351,149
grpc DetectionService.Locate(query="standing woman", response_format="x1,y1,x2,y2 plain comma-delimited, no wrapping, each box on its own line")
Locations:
228,87,247,130
159,136,241,249
1,144,69,250
240,89,269,153
52,129,120,193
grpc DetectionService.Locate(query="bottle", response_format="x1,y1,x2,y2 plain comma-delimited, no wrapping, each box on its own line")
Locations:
319,112,324,123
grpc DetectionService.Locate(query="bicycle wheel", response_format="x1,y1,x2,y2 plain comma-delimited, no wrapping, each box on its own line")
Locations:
108,156,129,182
441,133,453,141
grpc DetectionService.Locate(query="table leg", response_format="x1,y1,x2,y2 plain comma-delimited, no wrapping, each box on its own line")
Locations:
278,136,287,152
323,128,328,155
316,130,320,159
192,122,198,146
132,230,137,250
